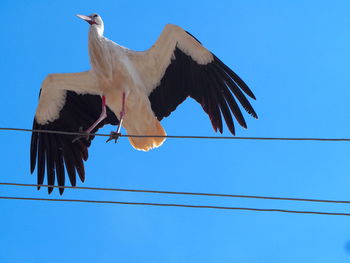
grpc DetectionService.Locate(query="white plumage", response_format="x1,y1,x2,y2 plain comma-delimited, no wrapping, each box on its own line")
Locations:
31,13,258,194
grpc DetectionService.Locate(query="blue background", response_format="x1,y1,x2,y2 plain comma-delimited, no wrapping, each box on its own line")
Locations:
2,0,350,262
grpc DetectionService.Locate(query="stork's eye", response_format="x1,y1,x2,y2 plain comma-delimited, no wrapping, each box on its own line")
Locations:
93,14,98,18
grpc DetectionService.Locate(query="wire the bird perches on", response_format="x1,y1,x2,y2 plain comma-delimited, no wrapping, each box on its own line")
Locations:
2,127,350,217
1,127,350,141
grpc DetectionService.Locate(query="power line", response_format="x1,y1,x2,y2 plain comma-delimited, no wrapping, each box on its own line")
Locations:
1,195,350,216
2,182,350,205
1,127,350,141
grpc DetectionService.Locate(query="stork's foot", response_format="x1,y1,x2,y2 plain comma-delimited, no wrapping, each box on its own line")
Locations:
106,131,121,143
72,127,90,143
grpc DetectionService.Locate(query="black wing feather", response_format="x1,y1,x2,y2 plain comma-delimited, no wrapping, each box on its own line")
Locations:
52,134,65,195
37,131,45,188
30,91,119,194
149,32,257,135
30,124,38,173
209,63,247,128
63,145,77,187
44,132,55,194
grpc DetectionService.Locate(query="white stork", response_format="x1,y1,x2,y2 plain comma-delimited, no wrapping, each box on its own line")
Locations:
30,13,258,194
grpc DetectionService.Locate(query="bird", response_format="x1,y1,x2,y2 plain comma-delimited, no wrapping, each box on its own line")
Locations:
30,13,258,194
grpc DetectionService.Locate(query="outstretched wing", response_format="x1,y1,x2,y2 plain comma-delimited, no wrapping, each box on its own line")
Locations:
131,24,257,134
30,72,118,194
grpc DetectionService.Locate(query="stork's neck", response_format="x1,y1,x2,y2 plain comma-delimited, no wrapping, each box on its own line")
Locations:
88,24,105,63
88,24,109,74
88,24,104,40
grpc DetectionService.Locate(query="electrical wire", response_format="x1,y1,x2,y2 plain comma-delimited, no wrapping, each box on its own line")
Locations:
1,196,350,216
1,127,350,141
2,182,350,205
2,128,350,217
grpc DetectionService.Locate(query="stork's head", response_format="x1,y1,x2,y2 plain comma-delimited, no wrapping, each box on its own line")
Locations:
76,13,104,34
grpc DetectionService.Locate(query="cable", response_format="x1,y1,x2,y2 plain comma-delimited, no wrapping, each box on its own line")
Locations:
2,182,350,205
1,127,350,141
1,196,350,216
2,127,350,215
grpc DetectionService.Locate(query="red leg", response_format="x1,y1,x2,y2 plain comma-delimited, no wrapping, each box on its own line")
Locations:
86,95,107,134
116,92,126,134
106,92,126,143
73,95,106,142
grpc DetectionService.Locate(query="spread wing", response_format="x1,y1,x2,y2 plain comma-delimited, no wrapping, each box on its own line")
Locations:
30,72,118,194
130,24,257,134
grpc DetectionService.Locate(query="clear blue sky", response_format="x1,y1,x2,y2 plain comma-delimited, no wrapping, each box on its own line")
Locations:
2,0,350,262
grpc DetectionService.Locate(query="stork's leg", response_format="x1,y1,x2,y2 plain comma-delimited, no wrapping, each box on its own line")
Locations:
73,95,107,142
86,95,107,133
106,92,126,143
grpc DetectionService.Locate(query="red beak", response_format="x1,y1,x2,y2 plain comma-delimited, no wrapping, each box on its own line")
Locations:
76,14,95,25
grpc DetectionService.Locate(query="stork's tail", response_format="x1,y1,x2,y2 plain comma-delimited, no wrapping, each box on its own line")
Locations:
126,118,166,151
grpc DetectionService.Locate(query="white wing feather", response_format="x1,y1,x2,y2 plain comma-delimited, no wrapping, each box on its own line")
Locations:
126,24,214,95
35,71,100,124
